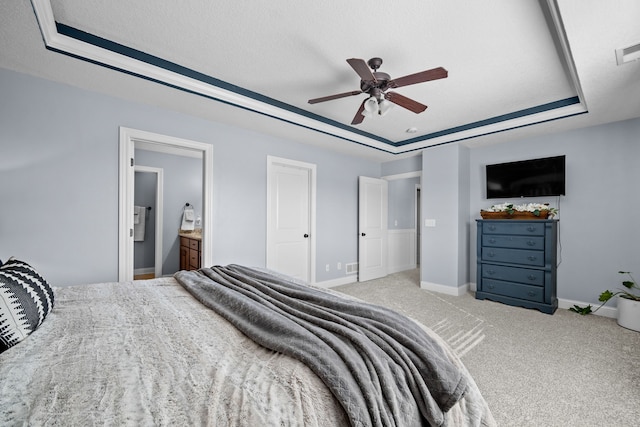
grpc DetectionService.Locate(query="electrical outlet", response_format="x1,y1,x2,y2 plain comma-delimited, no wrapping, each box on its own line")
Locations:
337,262,342,270
325,264,330,272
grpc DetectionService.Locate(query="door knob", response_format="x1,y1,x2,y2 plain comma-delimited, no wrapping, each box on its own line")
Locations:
303,234,309,238
361,233,366,236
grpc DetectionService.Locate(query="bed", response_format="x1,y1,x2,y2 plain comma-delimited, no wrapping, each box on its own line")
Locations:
1,260,496,426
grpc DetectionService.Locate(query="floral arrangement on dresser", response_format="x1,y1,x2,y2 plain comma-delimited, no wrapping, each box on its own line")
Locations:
480,202,558,219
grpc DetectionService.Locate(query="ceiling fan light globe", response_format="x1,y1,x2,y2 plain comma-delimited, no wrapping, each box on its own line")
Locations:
378,99,393,116
363,97,379,115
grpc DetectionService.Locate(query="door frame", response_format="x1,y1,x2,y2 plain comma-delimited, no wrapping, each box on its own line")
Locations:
134,166,164,278
415,183,421,267
266,155,316,284
118,127,213,281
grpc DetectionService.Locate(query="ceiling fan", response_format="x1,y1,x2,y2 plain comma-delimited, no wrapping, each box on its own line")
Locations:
308,57,448,125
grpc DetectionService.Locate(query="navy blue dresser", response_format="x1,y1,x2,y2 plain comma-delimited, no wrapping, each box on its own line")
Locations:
476,219,558,314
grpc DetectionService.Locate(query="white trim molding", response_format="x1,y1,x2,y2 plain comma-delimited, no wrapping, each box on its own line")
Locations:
314,276,358,289
557,298,617,319
118,127,213,281
31,0,588,155
421,281,470,297
388,229,417,274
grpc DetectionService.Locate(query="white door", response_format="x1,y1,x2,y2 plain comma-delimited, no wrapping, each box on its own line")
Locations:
358,176,388,282
266,157,315,282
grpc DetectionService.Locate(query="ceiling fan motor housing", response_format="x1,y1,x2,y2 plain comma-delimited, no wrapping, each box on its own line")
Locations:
360,72,390,96
367,57,383,71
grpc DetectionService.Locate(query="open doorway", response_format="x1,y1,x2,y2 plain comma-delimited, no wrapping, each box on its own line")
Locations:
118,127,213,282
133,166,163,279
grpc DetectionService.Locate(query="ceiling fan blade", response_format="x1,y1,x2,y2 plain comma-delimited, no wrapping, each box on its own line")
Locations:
388,67,448,89
308,90,362,104
347,58,377,83
385,92,428,114
351,99,366,125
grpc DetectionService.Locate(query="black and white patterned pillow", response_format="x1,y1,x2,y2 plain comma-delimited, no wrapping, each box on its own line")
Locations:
0,258,55,353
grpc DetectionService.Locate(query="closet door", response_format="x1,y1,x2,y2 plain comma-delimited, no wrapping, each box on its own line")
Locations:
358,176,388,282
266,157,315,283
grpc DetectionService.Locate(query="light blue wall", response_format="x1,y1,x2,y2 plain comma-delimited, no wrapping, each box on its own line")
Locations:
381,154,422,175
0,68,379,286
421,144,469,288
2,66,638,304
419,118,640,304
387,177,419,229
384,155,422,230
468,119,640,305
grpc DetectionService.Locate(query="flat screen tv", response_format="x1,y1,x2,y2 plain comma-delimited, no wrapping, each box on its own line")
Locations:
486,155,565,199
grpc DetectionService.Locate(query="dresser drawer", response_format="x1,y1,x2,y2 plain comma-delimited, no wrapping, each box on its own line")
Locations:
482,279,544,303
482,222,545,236
481,264,544,286
482,235,544,250
189,248,200,269
481,247,544,267
189,238,200,250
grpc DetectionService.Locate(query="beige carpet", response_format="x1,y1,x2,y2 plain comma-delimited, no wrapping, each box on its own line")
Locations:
334,269,640,427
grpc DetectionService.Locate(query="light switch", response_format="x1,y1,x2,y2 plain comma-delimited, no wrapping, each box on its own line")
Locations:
425,219,436,227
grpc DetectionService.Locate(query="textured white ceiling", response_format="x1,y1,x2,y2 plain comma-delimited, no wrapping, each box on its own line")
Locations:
2,1,640,160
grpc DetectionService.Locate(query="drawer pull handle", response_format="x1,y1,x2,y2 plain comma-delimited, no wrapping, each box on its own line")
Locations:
527,256,537,261
488,225,496,231
488,251,496,257
488,238,496,244
526,240,536,246
527,226,536,232
527,275,537,281
527,291,536,297
487,284,495,289
487,269,496,275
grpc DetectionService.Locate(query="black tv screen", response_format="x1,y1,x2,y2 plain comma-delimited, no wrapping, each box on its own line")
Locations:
486,155,565,199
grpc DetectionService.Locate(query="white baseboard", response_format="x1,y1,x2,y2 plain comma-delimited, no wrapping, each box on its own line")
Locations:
420,281,469,296
314,275,358,289
558,298,618,319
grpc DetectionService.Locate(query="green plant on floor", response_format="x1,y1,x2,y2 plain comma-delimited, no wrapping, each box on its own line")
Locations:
570,271,640,315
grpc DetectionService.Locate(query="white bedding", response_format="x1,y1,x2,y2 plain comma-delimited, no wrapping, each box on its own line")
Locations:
0,277,495,426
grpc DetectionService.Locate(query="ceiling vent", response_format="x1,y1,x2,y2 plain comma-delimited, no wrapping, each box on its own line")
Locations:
615,42,640,65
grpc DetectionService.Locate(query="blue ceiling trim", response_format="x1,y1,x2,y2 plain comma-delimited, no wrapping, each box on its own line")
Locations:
395,96,581,146
52,22,584,154
54,22,391,146
406,109,588,153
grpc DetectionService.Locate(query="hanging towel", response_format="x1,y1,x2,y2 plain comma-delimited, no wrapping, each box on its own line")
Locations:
181,205,195,231
134,206,146,241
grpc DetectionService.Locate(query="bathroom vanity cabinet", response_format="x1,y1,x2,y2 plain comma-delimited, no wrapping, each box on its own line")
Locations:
180,234,201,271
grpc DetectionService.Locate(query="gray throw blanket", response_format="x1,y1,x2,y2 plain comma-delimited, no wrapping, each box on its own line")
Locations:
174,265,468,427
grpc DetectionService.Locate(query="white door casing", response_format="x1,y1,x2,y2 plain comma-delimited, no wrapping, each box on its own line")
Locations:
266,156,316,283
119,127,213,282
358,176,388,282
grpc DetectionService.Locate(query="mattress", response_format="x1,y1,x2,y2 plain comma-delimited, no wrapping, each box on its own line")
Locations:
0,273,495,426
